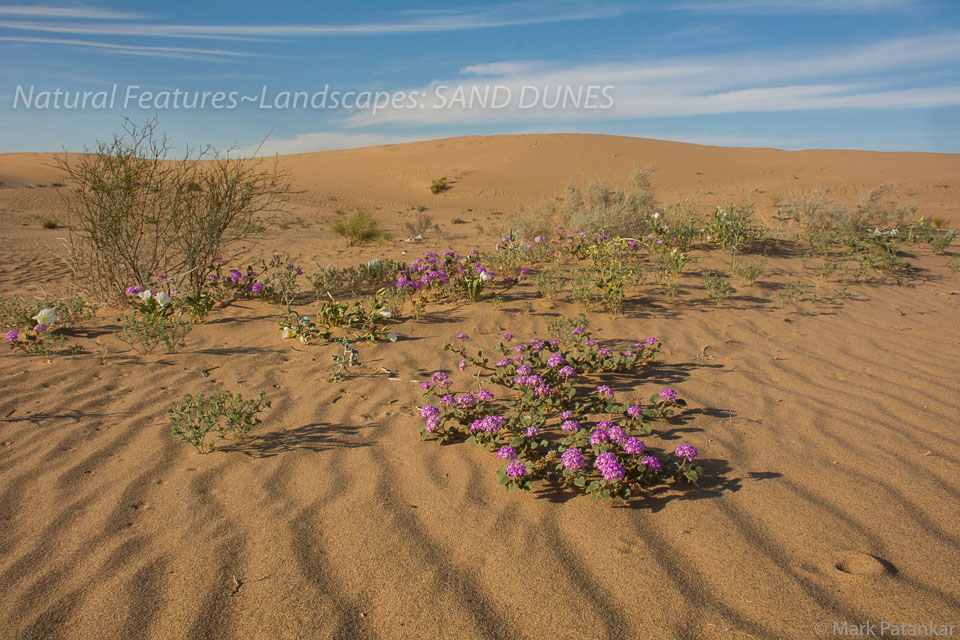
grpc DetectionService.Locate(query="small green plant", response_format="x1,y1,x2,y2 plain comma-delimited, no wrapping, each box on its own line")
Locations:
702,273,734,308
116,291,191,354
731,257,766,285
533,270,563,301
331,208,388,245
778,280,808,309
330,337,360,381
947,256,960,276
168,391,270,454
41,219,58,229
930,229,957,254
546,314,590,345
430,177,450,194
490,296,504,311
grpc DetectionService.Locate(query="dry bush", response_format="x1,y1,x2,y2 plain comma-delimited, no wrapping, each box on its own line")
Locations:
55,119,289,303
513,165,660,239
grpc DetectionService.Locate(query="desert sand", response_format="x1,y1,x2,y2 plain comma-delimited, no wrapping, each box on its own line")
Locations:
0,134,958,639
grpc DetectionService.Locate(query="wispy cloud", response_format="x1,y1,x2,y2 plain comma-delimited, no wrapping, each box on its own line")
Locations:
672,0,923,13
343,33,960,127
0,5,149,20
0,36,262,61
0,2,627,40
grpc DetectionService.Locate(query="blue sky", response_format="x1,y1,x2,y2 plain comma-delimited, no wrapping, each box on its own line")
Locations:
1,0,958,154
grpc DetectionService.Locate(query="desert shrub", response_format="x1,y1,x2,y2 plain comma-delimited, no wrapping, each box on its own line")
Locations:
783,189,850,253
701,205,764,253
405,213,438,238
930,229,958,254
56,118,289,303
430,177,450,194
331,208,388,244
41,219,58,229
854,185,915,232
169,391,270,454
517,165,660,240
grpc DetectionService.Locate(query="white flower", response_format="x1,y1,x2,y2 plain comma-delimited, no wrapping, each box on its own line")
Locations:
138,289,153,302
155,291,172,307
479,271,492,282
367,258,380,266
387,332,399,342
281,327,294,339
378,309,392,318
652,212,661,220
32,308,57,326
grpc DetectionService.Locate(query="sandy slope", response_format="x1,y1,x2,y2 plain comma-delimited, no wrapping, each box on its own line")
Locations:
1,135,959,640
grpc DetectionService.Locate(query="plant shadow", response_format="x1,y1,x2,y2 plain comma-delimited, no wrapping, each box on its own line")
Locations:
221,421,376,457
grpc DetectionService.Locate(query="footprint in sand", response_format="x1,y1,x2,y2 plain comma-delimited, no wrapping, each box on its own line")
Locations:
833,552,896,577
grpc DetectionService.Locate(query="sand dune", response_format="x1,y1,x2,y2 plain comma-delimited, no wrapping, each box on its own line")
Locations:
1,134,958,639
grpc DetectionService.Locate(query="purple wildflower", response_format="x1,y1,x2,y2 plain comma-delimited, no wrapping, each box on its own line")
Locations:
251,282,264,293
424,417,440,433
560,410,574,421
455,333,470,340
675,444,699,462
645,336,657,346
596,385,614,399
439,395,455,406
125,286,144,295
641,456,662,472
505,461,528,479
475,389,494,402
496,359,510,367
34,323,47,332
561,420,581,432
590,428,610,447
627,405,643,419
547,353,564,368
525,426,540,438
561,448,585,470
208,274,219,282
458,359,466,372
420,381,431,390
595,452,626,482
624,437,646,455
420,405,440,420
558,366,577,378
6,329,18,342
607,425,627,445
571,327,584,336
229,269,242,283
456,392,475,408
586,339,597,347
534,384,551,398
496,446,518,460
502,333,514,340
516,364,532,376
598,348,612,356
431,372,453,389
659,388,677,403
